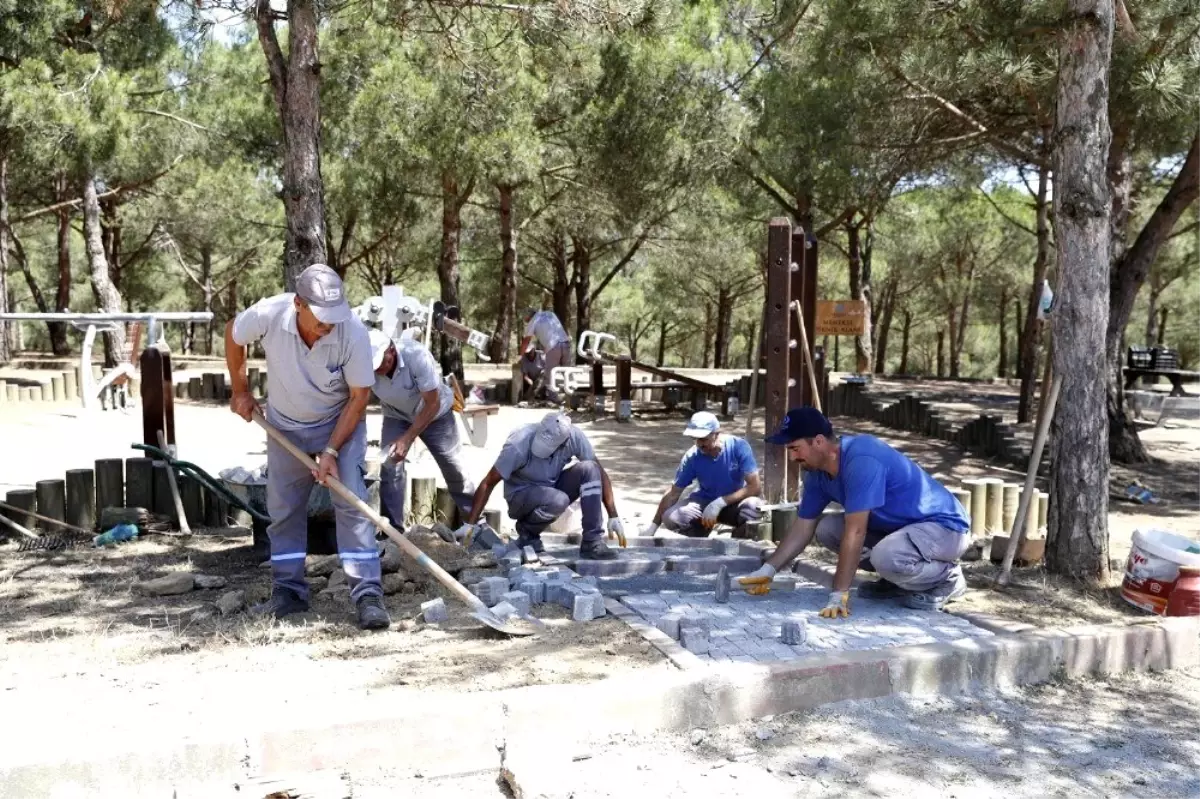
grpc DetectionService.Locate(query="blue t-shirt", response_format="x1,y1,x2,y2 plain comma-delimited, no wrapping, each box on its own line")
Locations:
674,435,758,505
797,435,969,534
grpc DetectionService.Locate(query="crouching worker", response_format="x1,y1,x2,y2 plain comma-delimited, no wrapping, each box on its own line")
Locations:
643,412,762,538
458,412,624,560
368,329,475,526
225,264,389,630
739,408,970,617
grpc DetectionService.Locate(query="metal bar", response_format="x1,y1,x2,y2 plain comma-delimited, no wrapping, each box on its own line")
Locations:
0,312,212,322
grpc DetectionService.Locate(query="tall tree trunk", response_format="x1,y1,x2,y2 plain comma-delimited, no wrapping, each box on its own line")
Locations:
571,235,591,343
201,246,216,355
256,0,328,289
491,183,517,362
713,286,731,368
997,286,1008,378
656,318,668,366
1144,275,1160,347
1156,307,1169,345
898,310,911,374
745,319,757,369
1106,134,1199,463
702,303,713,368
936,330,945,377
873,276,897,374
83,176,126,367
1047,0,1113,583
845,219,874,372
48,172,71,355
550,230,570,333
951,261,974,378
1017,156,1053,422
0,140,10,363
438,171,472,380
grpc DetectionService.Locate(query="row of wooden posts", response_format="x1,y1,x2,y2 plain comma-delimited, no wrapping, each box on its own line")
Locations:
0,366,131,408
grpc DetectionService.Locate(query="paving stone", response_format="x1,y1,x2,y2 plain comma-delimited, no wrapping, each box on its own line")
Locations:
666,555,761,575
500,590,532,616
516,581,545,604
420,598,448,624
781,620,806,645
572,594,596,622
711,538,741,556
490,601,519,620
656,612,682,640
522,546,540,564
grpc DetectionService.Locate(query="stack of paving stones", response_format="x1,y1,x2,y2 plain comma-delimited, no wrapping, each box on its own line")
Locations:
468,548,608,622
616,575,994,663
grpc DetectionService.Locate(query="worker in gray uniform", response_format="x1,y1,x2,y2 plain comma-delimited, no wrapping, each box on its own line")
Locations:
518,348,546,403
226,264,390,630
519,308,570,402
459,412,623,560
368,329,475,527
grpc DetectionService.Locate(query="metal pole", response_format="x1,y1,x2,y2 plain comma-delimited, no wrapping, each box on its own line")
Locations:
791,301,823,413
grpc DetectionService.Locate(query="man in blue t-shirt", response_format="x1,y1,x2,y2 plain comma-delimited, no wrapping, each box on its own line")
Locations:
739,407,970,616
643,412,763,538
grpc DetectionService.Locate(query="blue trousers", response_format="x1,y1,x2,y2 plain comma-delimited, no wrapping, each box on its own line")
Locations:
379,412,475,526
505,460,604,543
266,417,381,602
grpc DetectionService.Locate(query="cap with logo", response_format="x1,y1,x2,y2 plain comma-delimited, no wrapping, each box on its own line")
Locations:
683,411,720,438
295,264,352,324
765,407,833,445
530,412,573,458
368,330,391,370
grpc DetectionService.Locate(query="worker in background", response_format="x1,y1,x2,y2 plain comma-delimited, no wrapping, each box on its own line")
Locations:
642,411,762,538
225,264,389,630
458,412,624,560
519,347,546,403
739,408,970,617
368,329,475,528
518,308,571,403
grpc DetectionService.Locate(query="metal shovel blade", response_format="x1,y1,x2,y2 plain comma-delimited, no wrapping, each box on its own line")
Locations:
470,608,545,637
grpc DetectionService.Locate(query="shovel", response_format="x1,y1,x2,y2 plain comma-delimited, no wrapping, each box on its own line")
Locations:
252,412,543,637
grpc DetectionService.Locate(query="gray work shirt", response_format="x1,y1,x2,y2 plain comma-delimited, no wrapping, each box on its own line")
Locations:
520,351,545,378
232,293,374,431
524,311,570,350
494,424,595,501
372,335,455,422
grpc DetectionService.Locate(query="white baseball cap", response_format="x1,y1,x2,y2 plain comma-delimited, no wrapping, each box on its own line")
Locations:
683,411,720,438
530,412,573,458
368,330,392,371
295,264,352,324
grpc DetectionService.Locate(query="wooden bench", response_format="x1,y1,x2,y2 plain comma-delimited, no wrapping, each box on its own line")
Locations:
457,403,499,447
1123,368,1197,398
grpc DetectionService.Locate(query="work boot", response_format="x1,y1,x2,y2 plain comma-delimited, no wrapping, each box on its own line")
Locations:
356,595,391,630
857,577,911,601
904,568,968,611
251,587,309,620
578,538,618,561
515,535,545,554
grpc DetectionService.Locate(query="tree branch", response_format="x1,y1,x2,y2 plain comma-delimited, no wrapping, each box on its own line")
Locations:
255,0,288,116
978,186,1038,237
135,109,209,131
15,159,181,224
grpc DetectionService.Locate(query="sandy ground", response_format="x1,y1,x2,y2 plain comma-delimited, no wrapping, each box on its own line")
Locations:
347,667,1200,798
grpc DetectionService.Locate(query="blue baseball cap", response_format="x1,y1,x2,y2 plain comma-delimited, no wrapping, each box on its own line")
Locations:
765,407,833,445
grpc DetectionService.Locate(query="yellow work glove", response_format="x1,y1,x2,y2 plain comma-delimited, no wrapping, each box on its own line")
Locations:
456,522,479,548
818,590,852,619
737,564,777,596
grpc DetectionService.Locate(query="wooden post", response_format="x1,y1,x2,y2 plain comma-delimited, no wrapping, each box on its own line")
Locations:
180,474,205,527
140,348,167,447
764,218,793,504
65,469,96,531
770,505,797,542
188,376,202,399
35,479,66,531
615,356,632,421
1002,483,1020,533
410,477,436,527
247,367,260,397
435,486,459,528
4,383,16,402
50,374,64,402
94,458,124,511
125,457,155,511
963,479,987,537
789,228,818,410
152,463,176,520
64,368,78,400
591,361,605,414
982,478,1004,535
162,352,177,447
3,489,36,529
202,372,217,399
950,487,971,528
205,489,228,527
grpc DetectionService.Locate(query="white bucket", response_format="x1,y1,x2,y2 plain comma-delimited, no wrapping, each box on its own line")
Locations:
1121,528,1200,615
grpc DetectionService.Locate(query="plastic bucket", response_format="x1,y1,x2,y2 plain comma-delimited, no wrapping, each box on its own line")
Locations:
1121,528,1200,615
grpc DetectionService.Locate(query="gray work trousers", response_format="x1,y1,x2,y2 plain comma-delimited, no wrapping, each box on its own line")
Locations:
815,514,970,593
506,460,603,544
379,412,476,526
266,416,381,603
664,495,763,537
539,342,569,402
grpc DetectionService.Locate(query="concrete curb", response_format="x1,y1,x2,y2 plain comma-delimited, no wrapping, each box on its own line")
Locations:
5,616,1197,797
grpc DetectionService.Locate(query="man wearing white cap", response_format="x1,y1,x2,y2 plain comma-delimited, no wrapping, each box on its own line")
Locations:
643,411,763,537
368,329,475,526
225,264,389,630
460,412,623,560
519,308,571,402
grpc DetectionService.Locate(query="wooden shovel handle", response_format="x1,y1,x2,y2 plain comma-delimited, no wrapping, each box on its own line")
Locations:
251,412,484,611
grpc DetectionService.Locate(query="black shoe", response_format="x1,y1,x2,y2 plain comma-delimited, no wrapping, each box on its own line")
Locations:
578,539,618,560
857,578,910,601
356,595,391,630
515,535,545,554
251,587,310,619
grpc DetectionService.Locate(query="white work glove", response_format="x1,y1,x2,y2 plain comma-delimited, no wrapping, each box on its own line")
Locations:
819,590,852,619
737,563,777,595
455,522,479,547
701,497,728,528
606,517,626,547
641,521,659,536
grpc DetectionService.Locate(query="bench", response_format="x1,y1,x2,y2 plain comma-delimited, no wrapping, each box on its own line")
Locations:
457,403,499,447
1122,368,1197,398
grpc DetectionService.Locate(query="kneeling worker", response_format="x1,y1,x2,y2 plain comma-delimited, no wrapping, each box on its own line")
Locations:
459,412,624,560
643,411,762,537
739,408,970,617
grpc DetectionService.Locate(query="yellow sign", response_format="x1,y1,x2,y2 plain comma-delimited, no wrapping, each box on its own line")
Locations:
815,300,867,336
